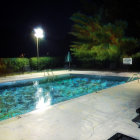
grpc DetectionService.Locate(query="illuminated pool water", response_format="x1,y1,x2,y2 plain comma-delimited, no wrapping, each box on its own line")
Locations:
0,74,128,121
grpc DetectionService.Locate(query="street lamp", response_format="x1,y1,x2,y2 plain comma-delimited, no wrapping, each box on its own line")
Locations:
34,27,44,71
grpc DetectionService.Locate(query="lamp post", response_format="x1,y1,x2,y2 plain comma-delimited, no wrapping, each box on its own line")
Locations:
34,27,44,71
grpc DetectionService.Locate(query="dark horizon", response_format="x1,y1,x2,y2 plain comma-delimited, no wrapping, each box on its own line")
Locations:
0,0,140,58
0,0,82,58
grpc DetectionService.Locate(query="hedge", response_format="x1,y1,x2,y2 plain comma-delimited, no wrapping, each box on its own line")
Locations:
29,57,64,70
0,57,64,75
0,58,29,74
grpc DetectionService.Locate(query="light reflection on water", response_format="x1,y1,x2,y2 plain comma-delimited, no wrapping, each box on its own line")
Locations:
34,81,52,109
36,92,52,109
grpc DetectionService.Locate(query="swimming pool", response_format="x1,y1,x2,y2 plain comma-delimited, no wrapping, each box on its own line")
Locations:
0,74,128,121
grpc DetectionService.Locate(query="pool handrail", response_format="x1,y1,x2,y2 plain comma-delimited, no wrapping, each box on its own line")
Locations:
127,73,140,83
44,69,55,81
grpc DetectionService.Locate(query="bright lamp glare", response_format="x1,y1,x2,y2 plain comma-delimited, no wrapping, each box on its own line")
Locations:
34,28,44,38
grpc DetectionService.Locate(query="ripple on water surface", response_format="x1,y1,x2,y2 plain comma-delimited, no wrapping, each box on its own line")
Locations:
0,75,127,121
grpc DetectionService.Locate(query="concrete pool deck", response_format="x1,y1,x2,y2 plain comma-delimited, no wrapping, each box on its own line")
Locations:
0,70,140,140
0,70,139,83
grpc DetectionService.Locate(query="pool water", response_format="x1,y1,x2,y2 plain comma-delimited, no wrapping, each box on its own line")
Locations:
0,74,127,121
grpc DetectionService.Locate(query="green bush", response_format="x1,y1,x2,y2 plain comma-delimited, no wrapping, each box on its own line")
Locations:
29,57,64,70
11,58,29,71
29,57,38,70
0,57,64,75
0,58,29,74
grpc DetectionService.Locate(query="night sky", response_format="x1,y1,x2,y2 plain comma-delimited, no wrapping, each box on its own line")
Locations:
0,0,140,58
0,0,82,57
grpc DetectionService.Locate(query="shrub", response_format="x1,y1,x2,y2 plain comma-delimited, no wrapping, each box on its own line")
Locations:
29,57,64,70
10,58,29,72
29,57,38,70
0,58,29,74
0,57,64,75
